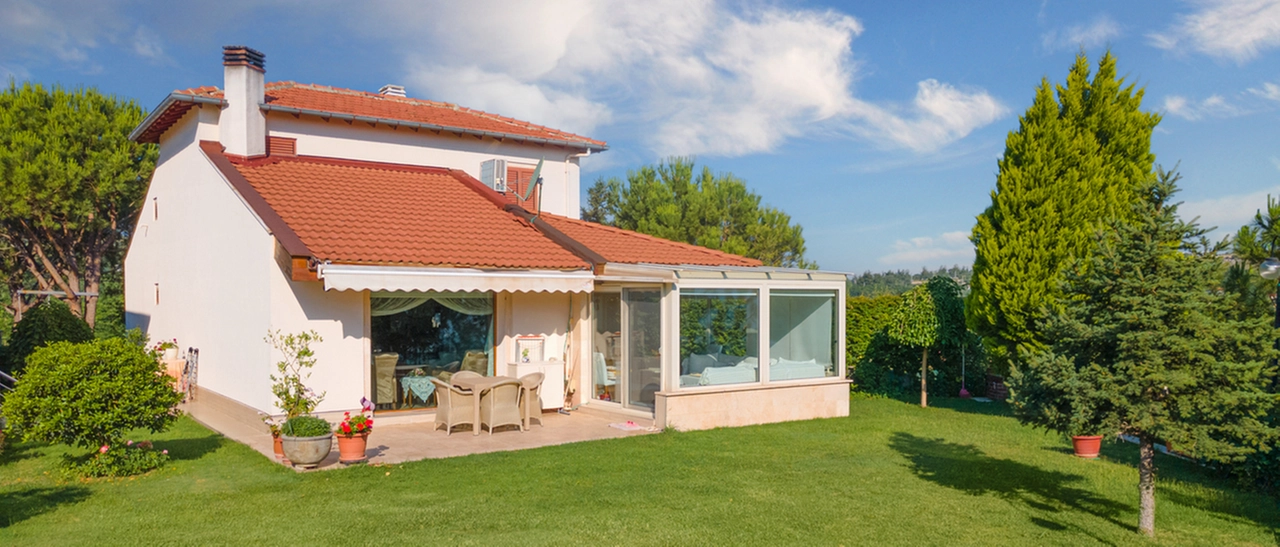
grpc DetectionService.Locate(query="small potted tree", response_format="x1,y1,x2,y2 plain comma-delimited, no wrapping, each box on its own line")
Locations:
335,397,375,464
267,330,331,468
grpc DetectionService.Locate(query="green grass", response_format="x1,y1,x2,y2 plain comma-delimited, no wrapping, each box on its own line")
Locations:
2,396,1277,545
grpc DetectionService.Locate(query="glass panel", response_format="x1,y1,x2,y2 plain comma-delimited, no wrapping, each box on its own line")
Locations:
591,293,621,402
625,289,662,410
369,291,493,410
769,290,838,380
679,289,760,388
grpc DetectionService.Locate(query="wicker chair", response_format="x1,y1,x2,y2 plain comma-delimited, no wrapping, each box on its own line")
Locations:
450,370,483,387
519,372,545,430
373,353,399,407
479,378,523,435
430,377,475,435
459,350,488,375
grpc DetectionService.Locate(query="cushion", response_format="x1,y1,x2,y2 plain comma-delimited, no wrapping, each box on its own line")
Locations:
682,353,719,375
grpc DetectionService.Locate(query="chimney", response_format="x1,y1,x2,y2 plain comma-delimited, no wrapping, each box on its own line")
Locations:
378,84,406,98
220,46,267,157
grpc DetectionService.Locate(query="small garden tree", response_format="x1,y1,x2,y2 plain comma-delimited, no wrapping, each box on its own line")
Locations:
1009,171,1279,537
6,299,93,374
885,277,968,407
1,338,183,476
266,330,325,419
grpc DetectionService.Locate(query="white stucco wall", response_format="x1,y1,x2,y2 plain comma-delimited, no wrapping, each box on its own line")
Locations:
268,277,368,414
264,114,584,218
125,105,276,412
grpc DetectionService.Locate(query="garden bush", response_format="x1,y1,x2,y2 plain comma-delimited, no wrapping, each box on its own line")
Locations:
846,294,900,375
1,338,182,476
68,439,169,478
282,416,331,437
6,299,93,374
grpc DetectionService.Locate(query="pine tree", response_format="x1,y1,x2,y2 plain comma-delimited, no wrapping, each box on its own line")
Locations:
969,52,1160,363
1009,171,1279,537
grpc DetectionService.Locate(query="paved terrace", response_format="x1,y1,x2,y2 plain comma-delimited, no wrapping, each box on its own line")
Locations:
182,389,658,471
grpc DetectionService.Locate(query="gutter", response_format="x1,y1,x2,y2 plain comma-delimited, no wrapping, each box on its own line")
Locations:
129,93,227,142
260,103,609,153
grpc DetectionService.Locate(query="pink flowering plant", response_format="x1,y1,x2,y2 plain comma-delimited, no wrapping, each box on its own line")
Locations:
151,338,179,354
75,439,171,478
336,398,375,437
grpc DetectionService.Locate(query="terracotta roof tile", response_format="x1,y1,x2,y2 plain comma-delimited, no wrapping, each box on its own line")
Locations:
539,214,762,267
150,82,605,149
218,152,590,270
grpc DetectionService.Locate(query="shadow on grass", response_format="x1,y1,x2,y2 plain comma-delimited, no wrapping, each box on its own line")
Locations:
0,486,91,528
889,432,1134,536
156,434,224,461
0,441,44,466
926,397,1014,418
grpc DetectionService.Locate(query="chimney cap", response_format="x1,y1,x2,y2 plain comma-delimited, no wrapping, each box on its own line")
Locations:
379,84,406,98
223,45,265,71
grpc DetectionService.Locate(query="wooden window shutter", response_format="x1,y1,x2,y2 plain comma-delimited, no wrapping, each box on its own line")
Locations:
506,166,538,210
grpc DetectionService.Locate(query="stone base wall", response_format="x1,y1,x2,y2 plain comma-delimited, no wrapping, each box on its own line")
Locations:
655,380,850,431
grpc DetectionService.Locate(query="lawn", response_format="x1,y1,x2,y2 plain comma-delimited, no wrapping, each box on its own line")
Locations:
2,396,1277,545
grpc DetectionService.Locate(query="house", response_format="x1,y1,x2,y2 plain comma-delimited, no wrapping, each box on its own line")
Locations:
125,46,849,432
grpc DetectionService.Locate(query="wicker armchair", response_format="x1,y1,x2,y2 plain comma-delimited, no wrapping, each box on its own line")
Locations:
450,370,483,387
519,372,545,430
460,350,488,375
431,377,475,436
373,352,399,407
479,379,523,435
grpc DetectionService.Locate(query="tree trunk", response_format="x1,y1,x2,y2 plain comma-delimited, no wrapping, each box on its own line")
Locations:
920,348,928,408
1139,438,1156,537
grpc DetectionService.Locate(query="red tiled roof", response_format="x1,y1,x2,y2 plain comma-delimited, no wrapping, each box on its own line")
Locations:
138,82,606,150
539,214,762,267
204,145,590,270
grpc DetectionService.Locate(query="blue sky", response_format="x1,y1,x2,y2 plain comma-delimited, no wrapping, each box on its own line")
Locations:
2,0,1278,273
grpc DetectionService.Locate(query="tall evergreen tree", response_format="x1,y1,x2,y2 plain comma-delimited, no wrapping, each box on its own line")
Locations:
0,82,156,327
581,157,813,268
1009,171,1279,537
969,52,1160,364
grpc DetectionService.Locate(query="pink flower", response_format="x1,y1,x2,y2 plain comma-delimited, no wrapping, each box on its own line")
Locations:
162,449,168,455
100,445,109,454
127,440,134,446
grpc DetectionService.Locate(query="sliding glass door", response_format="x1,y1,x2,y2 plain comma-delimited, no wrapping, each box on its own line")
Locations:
591,288,662,411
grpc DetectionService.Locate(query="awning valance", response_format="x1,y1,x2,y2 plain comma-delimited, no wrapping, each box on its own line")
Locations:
317,264,594,294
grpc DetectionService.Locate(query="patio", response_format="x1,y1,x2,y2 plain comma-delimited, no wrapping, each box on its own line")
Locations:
181,389,657,470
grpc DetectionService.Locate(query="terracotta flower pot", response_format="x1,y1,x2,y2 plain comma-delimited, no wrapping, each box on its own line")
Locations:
1072,435,1103,459
336,431,370,464
272,434,285,460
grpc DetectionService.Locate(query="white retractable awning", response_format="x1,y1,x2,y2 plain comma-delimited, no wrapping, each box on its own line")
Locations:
318,264,595,293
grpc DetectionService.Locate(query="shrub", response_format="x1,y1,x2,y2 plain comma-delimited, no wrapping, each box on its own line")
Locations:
266,330,325,418
282,416,331,437
67,439,169,478
7,299,93,374
1,338,182,469
846,294,901,375
855,331,986,399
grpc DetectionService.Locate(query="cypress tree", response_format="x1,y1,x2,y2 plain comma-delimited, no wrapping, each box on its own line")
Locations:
969,52,1160,363
1009,171,1279,537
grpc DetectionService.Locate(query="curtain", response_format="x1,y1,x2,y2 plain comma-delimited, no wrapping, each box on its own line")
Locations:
370,296,430,317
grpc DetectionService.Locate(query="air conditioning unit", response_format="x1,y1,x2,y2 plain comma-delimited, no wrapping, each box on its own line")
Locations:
479,158,507,193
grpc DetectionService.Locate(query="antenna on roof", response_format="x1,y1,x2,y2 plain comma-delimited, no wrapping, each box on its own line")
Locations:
519,158,545,218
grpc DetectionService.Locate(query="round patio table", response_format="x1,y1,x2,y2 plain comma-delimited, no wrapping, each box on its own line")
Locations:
450,376,516,436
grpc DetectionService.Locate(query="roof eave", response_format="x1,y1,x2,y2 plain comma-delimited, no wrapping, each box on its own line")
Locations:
129,93,226,143
259,103,609,153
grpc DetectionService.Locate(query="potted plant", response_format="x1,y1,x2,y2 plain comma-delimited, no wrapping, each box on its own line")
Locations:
266,330,329,467
280,416,332,468
335,398,374,464
259,413,286,461
1070,430,1104,459
152,338,180,360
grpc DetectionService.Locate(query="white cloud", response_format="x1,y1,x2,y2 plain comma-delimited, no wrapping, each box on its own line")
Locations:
878,230,974,267
0,0,173,67
1182,185,1280,231
1162,93,1245,119
1149,0,1280,62
1251,82,1280,101
1042,15,1121,52
349,1,1004,157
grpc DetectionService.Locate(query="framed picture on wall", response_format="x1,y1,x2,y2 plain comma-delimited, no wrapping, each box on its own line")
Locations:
517,336,544,363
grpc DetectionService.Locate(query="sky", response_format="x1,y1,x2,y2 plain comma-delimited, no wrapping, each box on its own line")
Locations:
2,0,1278,274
